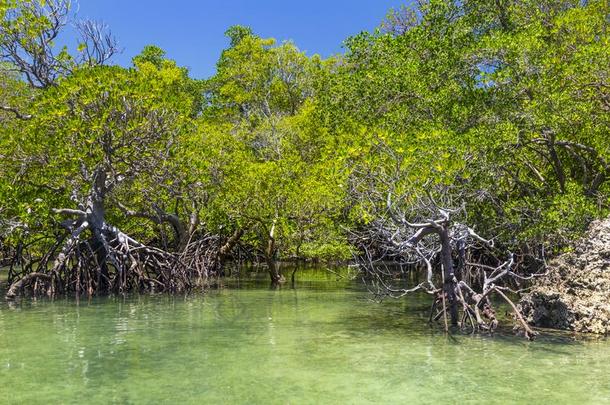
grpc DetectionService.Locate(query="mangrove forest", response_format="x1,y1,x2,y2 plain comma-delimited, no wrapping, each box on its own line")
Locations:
0,0,609,402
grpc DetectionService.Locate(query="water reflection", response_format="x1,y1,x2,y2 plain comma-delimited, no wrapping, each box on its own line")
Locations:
0,268,609,403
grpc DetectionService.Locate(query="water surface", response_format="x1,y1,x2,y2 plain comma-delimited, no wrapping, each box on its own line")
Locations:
1,270,609,404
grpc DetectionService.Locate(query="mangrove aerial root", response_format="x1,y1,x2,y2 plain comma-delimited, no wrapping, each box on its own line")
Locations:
351,188,544,339
5,169,213,299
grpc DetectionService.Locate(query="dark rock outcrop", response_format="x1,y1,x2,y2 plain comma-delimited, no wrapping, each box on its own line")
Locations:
519,218,610,334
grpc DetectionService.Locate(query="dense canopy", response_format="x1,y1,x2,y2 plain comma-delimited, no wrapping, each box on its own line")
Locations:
0,0,608,308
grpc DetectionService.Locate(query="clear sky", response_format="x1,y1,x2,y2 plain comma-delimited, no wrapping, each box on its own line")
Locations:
74,1,406,79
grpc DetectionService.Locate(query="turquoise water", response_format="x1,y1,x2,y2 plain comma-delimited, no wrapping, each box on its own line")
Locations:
1,271,609,404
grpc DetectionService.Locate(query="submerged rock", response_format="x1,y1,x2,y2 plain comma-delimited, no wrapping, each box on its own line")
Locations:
519,218,610,334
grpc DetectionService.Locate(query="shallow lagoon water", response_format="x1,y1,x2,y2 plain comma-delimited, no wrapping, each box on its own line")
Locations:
1,270,609,404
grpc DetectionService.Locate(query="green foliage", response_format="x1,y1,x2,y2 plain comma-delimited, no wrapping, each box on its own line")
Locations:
1,0,608,265
197,29,350,260
224,25,254,47
0,53,201,248
324,0,609,250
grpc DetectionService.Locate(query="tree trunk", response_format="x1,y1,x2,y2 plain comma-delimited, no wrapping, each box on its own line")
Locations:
265,254,283,285
545,131,566,193
218,228,245,265
440,227,459,326
265,220,284,285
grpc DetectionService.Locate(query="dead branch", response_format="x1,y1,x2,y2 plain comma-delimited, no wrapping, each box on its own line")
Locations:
351,174,545,338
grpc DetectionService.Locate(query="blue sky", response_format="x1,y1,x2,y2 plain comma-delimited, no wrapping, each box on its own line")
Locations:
74,1,406,79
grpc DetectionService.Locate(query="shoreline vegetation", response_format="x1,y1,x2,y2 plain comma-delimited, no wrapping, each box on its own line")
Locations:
1,1,608,338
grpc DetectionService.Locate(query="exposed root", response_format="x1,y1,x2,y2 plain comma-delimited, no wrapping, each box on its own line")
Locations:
5,168,219,299
351,189,544,339
5,272,53,299
5,228,200,299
